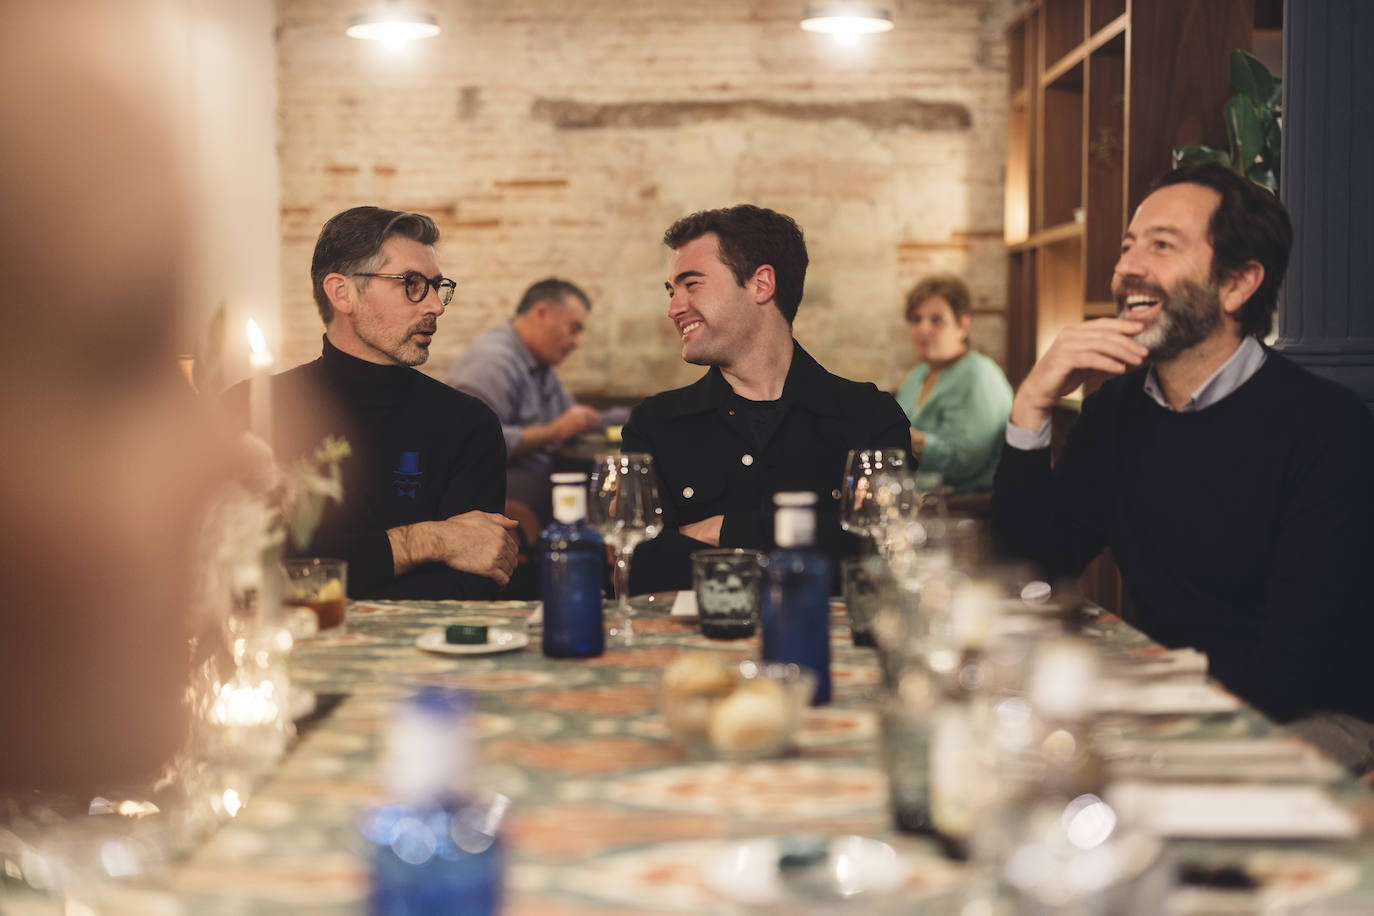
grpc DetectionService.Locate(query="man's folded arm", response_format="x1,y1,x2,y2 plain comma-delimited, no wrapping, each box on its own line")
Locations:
302,528,398,597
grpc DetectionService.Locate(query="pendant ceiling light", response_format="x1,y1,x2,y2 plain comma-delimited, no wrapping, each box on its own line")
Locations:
346,6,440,42
800,3,894,45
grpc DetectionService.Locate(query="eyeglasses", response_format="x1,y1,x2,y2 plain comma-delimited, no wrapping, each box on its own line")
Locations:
353,271,457,306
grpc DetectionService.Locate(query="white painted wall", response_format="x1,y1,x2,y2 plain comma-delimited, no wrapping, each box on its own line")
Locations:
169,0,283,384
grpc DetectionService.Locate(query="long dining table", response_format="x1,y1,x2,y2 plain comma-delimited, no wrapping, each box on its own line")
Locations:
74,595,1374,914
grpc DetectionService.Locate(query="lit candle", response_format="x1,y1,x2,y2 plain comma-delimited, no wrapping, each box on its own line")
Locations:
246,319,274,445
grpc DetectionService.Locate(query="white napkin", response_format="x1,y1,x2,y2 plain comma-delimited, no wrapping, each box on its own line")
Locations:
1108,782,1360,839
1105,648,1209,680
1100,739,1346,783
1092,680,1242,716
670,590,699,617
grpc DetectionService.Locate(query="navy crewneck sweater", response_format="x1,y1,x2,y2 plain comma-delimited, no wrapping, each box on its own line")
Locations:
994,349,1374,721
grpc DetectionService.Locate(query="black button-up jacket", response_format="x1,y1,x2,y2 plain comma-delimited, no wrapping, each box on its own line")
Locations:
623,342,912,593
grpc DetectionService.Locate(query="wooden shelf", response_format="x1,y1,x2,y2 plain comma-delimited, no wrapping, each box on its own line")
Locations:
1009,220,1084,251
1043,0,1086,70
1002,0,1259,615
1004,0,1255,384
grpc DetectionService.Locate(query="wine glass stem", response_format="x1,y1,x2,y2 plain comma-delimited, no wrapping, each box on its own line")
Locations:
615,551,631,614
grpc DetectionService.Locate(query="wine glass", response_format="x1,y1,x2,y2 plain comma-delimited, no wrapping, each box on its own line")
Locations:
588,452,663,643
840,449,912,549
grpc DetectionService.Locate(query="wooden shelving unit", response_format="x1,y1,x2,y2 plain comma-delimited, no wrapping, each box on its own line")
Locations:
1003,0,1255,614
1003,0,1255,386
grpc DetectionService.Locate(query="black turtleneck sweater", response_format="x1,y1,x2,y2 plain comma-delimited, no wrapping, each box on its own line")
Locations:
992,349,1374,722
232,336,507,600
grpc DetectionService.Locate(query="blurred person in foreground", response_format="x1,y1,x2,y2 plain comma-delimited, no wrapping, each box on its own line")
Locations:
0,0,232,795
227,208,519,599
446,278,613,531
895,274,1012,494
992,163,1374,722
623,205,911,593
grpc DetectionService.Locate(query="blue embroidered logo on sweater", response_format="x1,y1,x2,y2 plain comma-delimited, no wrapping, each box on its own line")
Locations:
394,451,423,499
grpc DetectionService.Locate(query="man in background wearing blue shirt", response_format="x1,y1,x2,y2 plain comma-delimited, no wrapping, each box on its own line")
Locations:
447,279,607,530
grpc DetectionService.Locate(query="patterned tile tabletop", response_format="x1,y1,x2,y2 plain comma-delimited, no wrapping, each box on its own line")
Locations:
58,598,1374,914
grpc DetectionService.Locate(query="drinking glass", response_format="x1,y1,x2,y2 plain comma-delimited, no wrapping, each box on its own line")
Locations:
281,557,348,633
840,449,911,547
692,548,765,639
914,471,950,518
588,452,663,642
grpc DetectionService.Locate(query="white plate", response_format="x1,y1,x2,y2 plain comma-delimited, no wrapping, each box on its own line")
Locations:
703,835,907,906
415,627,529,656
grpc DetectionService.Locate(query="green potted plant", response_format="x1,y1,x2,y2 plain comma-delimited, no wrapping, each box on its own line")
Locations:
1173,49,1281,192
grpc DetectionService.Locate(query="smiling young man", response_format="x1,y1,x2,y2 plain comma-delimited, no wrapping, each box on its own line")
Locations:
622,204,911,593
446,279,608,529
233,207,519,599
992,164,1374,721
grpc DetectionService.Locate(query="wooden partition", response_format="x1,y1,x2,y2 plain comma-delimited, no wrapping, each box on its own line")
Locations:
1002,0,1255,612
1003,0,1254,387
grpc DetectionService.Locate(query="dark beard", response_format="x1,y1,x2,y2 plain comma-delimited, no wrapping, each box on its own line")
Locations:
1147,277,1222,362
1116,276,1223,364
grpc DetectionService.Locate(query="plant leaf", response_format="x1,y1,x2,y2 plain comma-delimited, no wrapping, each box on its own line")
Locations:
1263,117,1282,169
1246,167,1278,193
288,492,326,552
1173,144,1233,170
192,302,227,396
1229,49,1275,107
1225,95,1266,171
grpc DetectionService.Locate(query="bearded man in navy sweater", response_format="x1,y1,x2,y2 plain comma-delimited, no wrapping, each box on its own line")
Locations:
993,164,1374,723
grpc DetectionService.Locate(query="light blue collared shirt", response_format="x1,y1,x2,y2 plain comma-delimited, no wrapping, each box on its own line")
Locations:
1006,336,1268,450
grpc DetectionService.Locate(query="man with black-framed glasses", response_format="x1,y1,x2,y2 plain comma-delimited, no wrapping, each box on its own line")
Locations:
230,206,519,599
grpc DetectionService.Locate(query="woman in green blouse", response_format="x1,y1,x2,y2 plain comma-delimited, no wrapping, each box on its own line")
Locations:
895,275,1013,494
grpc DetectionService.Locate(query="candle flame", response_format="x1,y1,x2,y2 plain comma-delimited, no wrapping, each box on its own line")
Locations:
246,319,268,356
246,319,274,369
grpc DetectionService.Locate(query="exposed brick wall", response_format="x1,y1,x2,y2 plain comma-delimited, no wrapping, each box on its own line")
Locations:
277,0,1016,396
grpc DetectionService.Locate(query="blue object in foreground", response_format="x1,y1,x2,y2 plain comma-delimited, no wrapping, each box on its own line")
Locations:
362,687,506,915
760,492,832,705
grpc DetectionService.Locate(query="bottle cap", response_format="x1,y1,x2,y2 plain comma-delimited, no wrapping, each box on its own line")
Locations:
774,490,817,547
551,472,588,524
383,687,472,802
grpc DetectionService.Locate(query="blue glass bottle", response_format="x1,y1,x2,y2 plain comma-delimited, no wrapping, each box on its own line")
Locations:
362,687,505,916
760,492,832,705
540,472,606,658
